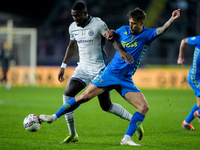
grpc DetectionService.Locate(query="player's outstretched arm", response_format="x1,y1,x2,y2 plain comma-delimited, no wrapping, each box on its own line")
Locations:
156,9,180,36
58,41,77,83
177,38,187,66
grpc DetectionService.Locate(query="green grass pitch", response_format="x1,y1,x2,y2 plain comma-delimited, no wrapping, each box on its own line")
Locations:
0,86,199,150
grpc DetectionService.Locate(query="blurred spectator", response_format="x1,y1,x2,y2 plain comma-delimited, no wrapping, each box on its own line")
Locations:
0,41,13,89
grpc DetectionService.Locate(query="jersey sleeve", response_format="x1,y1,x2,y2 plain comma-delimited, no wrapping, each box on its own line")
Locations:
114,26,124,41
144,28,157,42
187,36,200,46
97,18,109,36
69,23,76,42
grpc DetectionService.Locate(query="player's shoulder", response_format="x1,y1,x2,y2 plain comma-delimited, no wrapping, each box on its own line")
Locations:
91,17,105,24
188,36,199,41
69,22,77,31
116,25,129,33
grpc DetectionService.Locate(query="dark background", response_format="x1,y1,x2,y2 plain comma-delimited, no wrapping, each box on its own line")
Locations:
0,0,199,66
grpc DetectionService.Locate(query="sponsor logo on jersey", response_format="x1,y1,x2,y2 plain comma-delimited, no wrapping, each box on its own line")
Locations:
121,40,137,48
77,40,93,44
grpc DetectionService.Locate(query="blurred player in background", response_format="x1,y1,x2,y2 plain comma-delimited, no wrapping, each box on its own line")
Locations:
56,2,143,143
177,36,200,130
40,7,180,146
0,41,12,89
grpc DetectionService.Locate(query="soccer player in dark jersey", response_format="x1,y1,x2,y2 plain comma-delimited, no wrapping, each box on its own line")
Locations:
178,36,200,130
40,7,180,146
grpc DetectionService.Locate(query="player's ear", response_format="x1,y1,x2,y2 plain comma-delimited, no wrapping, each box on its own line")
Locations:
140,21,144,26
83,11,87,16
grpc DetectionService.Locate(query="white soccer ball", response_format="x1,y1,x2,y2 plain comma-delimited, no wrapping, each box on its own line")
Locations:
23,114,42,132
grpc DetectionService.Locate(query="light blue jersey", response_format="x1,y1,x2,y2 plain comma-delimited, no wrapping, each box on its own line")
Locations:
107,26,157,76
187,36,200,96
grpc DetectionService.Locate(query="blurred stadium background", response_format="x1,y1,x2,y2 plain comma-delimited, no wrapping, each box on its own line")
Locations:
0,0,199,87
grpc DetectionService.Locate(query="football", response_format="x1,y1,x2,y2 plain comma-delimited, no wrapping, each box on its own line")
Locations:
23,114,42,132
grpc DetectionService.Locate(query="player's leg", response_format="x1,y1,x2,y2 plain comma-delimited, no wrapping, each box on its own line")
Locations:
194,96,200,123
121,92,149,146
2,66,11,89
182,103,197,130
98,91,144,140
97,91,132,121
40,84,105,121
183,77,200,130
61,79,85,143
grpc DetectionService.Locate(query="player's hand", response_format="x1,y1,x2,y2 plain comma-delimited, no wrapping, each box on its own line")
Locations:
177,57,184,66
119,50,134,64
172,9,180,21
104,29,115,40
58,68,65,83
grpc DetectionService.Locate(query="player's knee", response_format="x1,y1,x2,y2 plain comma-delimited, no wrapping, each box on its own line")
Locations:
100,105,110,112
63,89,77,97
138,103,149,114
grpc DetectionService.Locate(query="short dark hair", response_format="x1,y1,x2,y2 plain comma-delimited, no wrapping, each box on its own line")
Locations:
127,7,146,22
72,1,87,11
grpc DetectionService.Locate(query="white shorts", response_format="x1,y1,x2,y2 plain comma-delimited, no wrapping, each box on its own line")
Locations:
70,64,103,87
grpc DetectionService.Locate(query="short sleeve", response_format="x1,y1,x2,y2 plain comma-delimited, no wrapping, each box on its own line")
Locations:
69,23,76,42
147,28,157,41
187,36,200,46
115,26,124,41
98,18,109,36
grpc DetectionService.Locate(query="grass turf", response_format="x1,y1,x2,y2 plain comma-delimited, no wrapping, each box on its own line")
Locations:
0,86,199,150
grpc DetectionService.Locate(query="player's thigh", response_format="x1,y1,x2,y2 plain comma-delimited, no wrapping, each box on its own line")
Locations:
76,84,105,104
97,91,111,111
197,97,200,107
125,92,149,115
64,65,90,96
64,79,85,97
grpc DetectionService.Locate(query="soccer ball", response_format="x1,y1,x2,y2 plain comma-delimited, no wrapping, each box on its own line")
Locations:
23,114,42,132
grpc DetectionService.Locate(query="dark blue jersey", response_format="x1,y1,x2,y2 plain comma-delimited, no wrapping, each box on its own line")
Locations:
107,25,157,76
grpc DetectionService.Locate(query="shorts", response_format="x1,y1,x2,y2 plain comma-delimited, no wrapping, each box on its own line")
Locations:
70,64,103,87
188,73,200,97
92,67,141,99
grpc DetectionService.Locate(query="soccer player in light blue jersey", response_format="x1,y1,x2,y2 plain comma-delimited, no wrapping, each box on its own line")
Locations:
40,7,180,146
178,36,200,130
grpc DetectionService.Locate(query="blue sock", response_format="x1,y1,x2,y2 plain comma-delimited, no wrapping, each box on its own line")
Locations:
185,103,199,123
55,97,79,118
125,111,145,137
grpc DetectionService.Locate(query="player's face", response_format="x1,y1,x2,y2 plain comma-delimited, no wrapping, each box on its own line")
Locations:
71,10,88,27
129,18,143,34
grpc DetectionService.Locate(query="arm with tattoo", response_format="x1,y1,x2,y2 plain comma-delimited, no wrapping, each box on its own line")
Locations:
156,9,180,36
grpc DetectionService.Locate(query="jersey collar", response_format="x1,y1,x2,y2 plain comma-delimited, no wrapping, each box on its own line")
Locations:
128,26,145,35
84,16,92,27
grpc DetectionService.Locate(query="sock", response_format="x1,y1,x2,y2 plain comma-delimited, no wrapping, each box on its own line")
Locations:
63,95,76,135
52,114,58,121
108,103,132,121
125,111,145,137
55,97,79,118
185,103,199,123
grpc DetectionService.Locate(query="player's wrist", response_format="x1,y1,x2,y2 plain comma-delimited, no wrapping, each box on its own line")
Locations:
61,63,67,69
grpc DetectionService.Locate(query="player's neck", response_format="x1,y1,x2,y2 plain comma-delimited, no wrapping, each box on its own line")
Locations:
82,16,91,28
